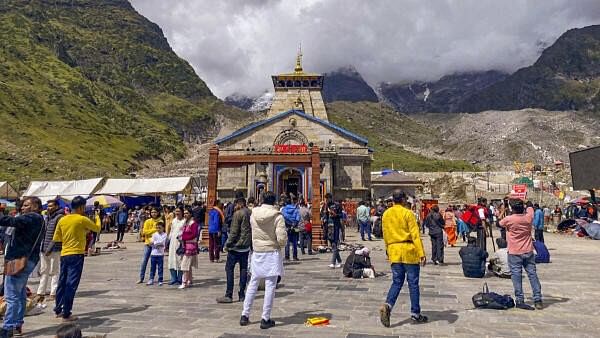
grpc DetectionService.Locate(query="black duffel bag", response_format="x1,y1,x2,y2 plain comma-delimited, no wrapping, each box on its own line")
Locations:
472,283,515,310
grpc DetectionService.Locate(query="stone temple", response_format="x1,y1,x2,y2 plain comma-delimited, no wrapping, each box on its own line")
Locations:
207,51,372,209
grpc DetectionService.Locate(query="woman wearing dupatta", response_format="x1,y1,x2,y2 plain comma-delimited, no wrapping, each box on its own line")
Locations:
443,207,457,247
167,206,185,285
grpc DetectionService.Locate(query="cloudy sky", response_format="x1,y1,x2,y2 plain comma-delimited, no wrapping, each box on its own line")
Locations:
131,0,600,99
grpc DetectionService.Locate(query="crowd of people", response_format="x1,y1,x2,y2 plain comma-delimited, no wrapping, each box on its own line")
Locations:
0,186,570,335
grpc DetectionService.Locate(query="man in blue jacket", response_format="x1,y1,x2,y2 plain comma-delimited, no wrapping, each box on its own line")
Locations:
533,204,544,243
281,197,300,261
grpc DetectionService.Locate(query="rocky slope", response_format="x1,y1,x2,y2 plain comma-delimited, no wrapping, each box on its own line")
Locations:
378,71,507,113
0,0,247,183
459,25,600,112
322,66,378,103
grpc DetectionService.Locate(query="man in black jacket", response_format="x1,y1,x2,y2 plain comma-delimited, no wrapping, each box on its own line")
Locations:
217,197,251,303
343,247,375,278
424,205,445,265
459,236,489,278
36,198,64,301
0,197,44,337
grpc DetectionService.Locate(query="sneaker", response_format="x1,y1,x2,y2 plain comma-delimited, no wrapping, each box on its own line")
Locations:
516,302,535,311
146,280,154,286
534,301,543,310
239,315,249,326
136,280,144,284
335,263,342,268
216,296,233,304
411,314,428,323
379,304,391,327
178,284,186,290
329,264,335,268
260,318,275,329
158,282,163,286
14,326,22,337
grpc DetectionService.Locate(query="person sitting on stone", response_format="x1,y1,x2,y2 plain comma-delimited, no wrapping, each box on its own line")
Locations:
488,238,511,279
459,236,488,278
342,247,375,279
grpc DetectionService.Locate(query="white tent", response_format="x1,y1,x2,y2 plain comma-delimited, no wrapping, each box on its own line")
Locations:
0,182,19,199
96,177,193,196
23,178,104,204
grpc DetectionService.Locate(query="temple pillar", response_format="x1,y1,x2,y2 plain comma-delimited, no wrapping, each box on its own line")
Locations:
310,146,325,248
203,145,219,246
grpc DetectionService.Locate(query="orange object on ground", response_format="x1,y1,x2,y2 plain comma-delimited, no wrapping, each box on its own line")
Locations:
306,317,330,326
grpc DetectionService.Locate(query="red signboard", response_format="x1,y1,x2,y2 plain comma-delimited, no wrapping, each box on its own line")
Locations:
510,184,528,199
274,144,308,153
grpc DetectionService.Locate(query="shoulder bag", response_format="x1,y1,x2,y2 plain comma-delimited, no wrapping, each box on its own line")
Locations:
4,222,43,276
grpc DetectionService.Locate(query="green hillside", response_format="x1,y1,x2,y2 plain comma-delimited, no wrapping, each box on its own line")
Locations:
0,0,246,186
326,101,477,171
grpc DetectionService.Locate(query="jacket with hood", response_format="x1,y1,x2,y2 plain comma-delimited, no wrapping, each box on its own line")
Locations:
42,209,64,253
250,204,287,252
459,243,488,278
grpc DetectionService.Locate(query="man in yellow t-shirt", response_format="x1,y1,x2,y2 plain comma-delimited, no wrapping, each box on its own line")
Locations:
379,190,428,328
52,196,100,322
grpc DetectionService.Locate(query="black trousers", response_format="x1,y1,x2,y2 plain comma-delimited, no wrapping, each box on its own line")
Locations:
116,224,126,242
225,250,249,299
476,227,487,252
430,234,444,263
535,229,544,243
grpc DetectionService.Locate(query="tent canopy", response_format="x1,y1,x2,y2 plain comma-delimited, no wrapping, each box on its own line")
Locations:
96,177,193,196
23,178,104,204
0,182,19,199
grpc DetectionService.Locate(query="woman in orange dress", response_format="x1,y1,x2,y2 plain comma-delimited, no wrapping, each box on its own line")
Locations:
443,207,457,246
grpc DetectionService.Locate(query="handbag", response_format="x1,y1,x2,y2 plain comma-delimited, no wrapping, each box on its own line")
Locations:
4,220,44,276
176,240,185,256
472,283,515,310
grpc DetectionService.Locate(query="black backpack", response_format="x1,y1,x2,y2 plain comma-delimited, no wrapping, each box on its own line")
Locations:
472,283,515,310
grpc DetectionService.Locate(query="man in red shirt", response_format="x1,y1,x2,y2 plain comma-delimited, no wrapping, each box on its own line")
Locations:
499,199,543,310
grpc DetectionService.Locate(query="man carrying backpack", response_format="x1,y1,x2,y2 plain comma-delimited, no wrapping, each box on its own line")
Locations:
499,199,543,310
281,197,300,261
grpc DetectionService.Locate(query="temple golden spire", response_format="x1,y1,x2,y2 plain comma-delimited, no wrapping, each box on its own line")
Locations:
294,43,303,74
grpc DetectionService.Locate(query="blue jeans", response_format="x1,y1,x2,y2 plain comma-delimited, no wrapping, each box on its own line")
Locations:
139,245,151,281
149,256,164,282
330,241,342,265
54,254,85,319
508,252,542,303
359,220,371,240
3,259,37,330
169,269,182,284
221,231,228,252
285,231,298,259
385,263,421,315
299,231,312,254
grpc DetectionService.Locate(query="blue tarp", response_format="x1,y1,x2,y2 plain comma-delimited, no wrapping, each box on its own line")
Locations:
121,196,160,209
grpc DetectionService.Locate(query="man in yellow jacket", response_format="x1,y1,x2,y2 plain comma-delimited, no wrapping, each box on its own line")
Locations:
379,190,428,327
52,196,100,322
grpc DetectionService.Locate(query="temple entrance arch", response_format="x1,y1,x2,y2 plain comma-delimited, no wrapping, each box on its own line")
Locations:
277,167,304,198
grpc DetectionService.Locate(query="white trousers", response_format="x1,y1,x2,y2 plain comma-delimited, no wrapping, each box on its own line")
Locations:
242,274,278,321
37,251,60,295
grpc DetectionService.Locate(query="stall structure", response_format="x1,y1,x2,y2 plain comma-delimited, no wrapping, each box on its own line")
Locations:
23,178,104,204
0,182,19,200
96,177,194,196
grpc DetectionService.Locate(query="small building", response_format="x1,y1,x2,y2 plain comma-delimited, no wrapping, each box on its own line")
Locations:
371,171,423,199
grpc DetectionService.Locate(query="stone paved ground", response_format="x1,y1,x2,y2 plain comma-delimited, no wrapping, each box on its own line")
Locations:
24,228,600,338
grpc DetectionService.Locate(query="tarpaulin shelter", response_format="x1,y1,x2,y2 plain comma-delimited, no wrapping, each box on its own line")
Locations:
0,182,19,200
23,178,104,204
95,177,193,196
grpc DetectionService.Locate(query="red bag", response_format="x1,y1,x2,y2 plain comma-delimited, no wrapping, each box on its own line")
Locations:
461,206,480,229
305,222,312,233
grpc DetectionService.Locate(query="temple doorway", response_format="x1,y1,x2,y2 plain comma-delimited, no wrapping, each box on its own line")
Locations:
278,167,303,198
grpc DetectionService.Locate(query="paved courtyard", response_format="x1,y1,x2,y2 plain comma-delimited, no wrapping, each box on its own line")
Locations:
25,228,600,338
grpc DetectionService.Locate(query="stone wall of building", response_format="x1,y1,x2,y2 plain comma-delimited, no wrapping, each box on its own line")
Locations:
268,89,328,120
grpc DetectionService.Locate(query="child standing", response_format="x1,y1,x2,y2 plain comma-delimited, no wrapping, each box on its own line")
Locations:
148,222,167,286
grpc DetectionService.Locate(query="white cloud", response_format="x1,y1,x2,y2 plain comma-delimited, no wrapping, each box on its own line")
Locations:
130,0,600,98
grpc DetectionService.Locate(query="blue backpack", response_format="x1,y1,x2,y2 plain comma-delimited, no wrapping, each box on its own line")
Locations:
533,240,550,263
